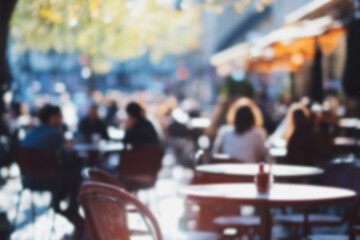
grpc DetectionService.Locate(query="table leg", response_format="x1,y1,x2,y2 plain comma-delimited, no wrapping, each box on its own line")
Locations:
259,207,272,240
303,207,310,238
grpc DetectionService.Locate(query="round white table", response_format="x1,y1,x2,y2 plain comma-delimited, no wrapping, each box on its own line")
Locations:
196,163,324,181
178,183,356,240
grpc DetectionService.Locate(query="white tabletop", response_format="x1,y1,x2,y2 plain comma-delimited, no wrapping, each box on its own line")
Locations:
196,163,323,180
334,137,360,146
178,183,356,206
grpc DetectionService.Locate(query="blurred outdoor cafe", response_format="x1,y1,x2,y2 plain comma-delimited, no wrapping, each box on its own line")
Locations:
1,0,360,239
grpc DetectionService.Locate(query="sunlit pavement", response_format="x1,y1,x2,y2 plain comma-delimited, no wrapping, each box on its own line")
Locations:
1,150,355,240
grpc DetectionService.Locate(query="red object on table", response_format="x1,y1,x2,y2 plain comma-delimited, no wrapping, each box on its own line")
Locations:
255,163,271,193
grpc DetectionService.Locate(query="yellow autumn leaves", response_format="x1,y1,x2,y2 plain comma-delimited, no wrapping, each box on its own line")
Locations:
10,0,201,67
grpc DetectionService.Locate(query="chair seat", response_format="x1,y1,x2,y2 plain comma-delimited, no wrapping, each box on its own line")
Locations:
308,234,348,240
275,214,343,226
214,216,260,228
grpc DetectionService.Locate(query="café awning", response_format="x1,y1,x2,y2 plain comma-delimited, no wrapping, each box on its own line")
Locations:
211,17,346,74
285,0,354,24
210,42,251,76
210,0,351,76
251,16,339,58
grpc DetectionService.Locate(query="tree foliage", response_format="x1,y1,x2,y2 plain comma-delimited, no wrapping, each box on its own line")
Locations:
10,0,201,65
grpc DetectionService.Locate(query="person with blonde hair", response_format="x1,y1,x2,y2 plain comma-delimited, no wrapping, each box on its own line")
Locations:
213,98,268,163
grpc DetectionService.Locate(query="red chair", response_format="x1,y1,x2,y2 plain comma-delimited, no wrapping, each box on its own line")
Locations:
13,147,59,236
118,146,164,192
79,182,221,240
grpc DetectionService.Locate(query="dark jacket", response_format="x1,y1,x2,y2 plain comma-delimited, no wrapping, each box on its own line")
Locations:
78,117,109,141
124,118,159,146
286,129,318,166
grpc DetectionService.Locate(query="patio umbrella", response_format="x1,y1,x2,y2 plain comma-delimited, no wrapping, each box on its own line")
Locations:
343,19,360,98
309,45,324,103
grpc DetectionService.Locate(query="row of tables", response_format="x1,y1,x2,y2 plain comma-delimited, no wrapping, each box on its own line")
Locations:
178,163,358,240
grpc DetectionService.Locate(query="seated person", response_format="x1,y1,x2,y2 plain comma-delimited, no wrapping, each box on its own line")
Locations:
285,103,318,166
78,105,109,142
21,105,84,237
213,98,268,163
22,105,64,153
123,102,159,146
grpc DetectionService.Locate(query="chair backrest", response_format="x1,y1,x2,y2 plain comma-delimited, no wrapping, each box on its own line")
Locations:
119,146,164,177
79,182,162,240
14,148,58,178
320,161,360,192
351,195,360,226
82,168,125,188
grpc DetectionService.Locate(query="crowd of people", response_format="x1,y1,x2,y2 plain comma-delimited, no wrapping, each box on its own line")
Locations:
0,89,357,238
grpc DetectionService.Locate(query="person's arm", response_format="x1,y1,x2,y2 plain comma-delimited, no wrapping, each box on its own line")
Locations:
212,126,226,154
255,129,269,162
51,131,66,167
123,128,137,145
100,121,110,140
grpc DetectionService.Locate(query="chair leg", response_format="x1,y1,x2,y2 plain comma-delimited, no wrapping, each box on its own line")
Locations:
12,188,24,231
50,208,56,238
30,192,36,238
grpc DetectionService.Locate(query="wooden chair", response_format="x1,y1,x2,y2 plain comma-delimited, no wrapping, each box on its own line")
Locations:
81,168,139,214
308,196,360,240
79,182,220,240
118,146,164,192
349,196,360,240
13,147,59,236
275,161,360,239
187,151,260,238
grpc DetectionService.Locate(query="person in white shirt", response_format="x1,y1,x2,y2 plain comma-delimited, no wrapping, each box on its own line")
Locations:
213,98,268,163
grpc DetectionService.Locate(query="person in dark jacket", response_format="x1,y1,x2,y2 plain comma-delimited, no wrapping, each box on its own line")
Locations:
286,105,318,166
124,102,159,146
21,105,84,237
78,105,109,142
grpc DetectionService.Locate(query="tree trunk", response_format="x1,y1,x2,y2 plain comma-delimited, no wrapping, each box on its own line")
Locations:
0,0,17,114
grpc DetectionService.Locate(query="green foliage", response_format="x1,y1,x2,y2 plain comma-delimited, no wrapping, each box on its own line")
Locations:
10,0,201,68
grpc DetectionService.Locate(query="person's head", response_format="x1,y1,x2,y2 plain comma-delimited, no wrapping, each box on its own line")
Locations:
227,97,263,128
88,105,99,120
285,103,311,141
126,102,145,122
234,106,255,134
38,105,62,127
